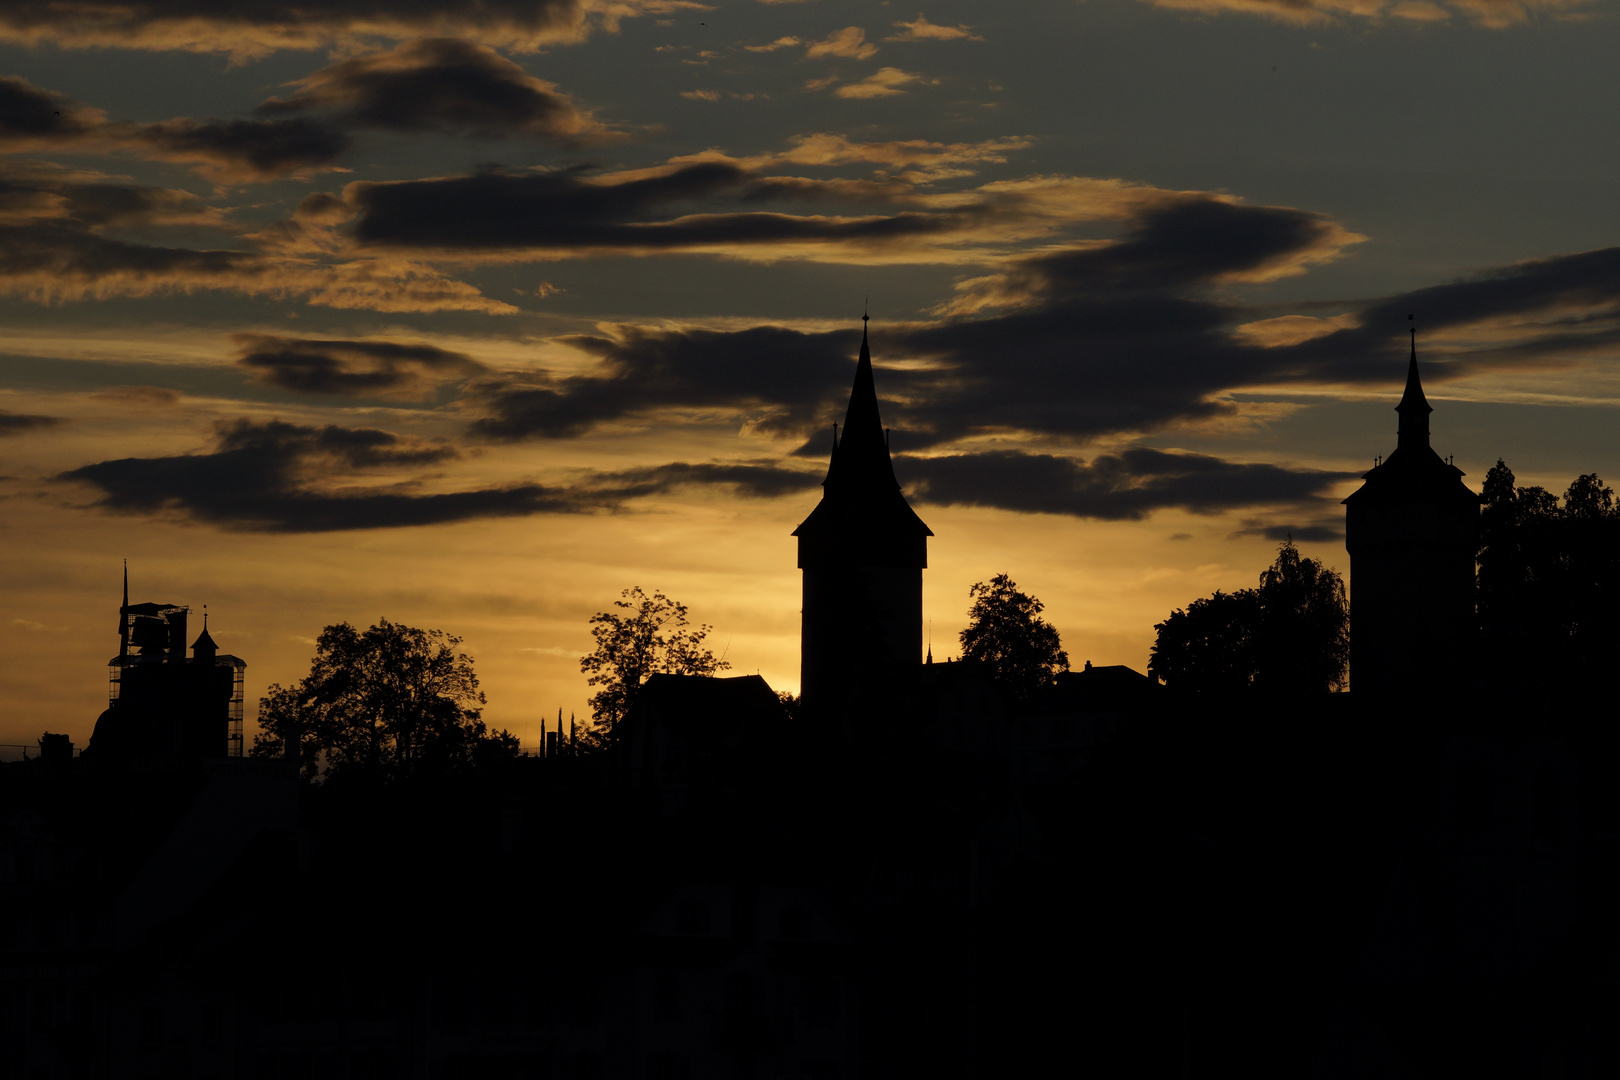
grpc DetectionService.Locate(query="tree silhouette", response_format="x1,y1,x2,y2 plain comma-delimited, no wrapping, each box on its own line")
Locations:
1480,459,1620,674
1149,539,1347,694
1255,538,1348,694
1148,589,1261,695
579,587,729,738
251,618,515,780
958,574,1069,704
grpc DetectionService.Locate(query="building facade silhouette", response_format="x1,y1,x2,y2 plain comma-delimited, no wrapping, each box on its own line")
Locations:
1343,334,1480,696
793,319,932,711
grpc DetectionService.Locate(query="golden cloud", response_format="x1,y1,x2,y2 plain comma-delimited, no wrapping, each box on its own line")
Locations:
885,14,985,41
745,36,802,52
834,68,922,99
806,27,879,60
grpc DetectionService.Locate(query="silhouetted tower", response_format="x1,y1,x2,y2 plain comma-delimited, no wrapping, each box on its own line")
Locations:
794,317,932,711
1343,327,1479,697
94,572,246,760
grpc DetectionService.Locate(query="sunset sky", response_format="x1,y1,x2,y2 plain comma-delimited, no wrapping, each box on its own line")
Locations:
3,0,1617,748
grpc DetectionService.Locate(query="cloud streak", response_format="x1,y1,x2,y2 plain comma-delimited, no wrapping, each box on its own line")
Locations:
0,75,352,183
897,449,1357,520
1140,0,1591,27
60,418,815,532
233,335,487,400
0,409,62,435
0,0,706,58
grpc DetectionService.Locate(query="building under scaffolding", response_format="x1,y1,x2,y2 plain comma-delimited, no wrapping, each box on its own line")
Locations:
89,570,245,761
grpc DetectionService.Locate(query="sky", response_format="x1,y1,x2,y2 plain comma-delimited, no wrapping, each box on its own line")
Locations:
2,0,1618,749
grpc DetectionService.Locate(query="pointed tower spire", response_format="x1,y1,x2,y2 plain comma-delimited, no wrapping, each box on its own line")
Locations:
821,308,899,494
1396,316,1432,450
118,560,129,663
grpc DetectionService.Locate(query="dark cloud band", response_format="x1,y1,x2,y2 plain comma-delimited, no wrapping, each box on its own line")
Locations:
0,409,62,435
258,38,614,144
59,419,817,533
896,449,1357,521
234,334,487,399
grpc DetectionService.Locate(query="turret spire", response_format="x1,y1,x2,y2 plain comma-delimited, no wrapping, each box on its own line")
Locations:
118,560,128,663
1396,316,1432,450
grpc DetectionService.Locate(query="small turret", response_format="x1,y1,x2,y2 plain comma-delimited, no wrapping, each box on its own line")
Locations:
191,610,218,662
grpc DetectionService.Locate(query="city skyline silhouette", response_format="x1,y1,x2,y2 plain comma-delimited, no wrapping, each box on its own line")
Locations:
2,4,1618,1074
6,2,1620,746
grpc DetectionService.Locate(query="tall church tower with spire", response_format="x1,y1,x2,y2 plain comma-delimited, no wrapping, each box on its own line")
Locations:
793,318,933,711
1343,328,1479,697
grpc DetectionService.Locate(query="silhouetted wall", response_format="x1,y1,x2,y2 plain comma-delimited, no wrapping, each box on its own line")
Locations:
1346,501,1478,695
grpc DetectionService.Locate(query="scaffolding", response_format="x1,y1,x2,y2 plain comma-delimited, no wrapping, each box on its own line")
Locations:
223,656,245,757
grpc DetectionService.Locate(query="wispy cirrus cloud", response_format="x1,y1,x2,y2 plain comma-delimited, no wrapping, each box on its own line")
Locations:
1141,0,1593,26
670,133,1033,183
0,0,711,59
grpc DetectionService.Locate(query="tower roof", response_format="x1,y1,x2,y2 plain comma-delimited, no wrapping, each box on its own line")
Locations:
1343,326,1474,509
794,318,931,568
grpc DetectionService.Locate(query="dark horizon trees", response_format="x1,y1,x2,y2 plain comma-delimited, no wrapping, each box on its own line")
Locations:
1149,538,1348,695
1479,460,1620,674
958,573,1070,704
251,617,516,781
